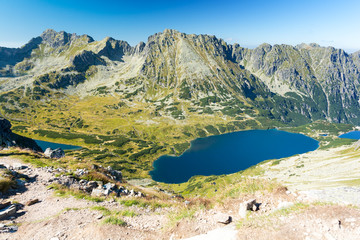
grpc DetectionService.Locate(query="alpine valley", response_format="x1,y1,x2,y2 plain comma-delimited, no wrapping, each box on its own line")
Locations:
2,29,360,239
1,29,360,176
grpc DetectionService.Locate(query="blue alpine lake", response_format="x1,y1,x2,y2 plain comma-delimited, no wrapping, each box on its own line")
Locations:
339,131,360,139
35,139,81,152
149,129,319,184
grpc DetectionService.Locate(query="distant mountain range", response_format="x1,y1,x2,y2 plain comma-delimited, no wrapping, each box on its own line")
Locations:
1,29,360,127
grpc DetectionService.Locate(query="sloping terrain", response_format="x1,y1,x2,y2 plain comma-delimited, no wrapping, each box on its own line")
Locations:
2,29,360,128
2,29,360,178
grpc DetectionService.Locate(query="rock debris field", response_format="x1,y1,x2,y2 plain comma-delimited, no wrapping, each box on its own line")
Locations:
1,151,360,240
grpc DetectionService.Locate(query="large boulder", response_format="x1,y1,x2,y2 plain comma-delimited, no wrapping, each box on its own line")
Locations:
0,204,17,220
44,148,65,158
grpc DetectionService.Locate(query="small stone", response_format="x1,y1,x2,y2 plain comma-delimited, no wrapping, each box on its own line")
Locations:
239,199,258,218
215,213,232,224
79,179,87,185
129,189,136,196
252,204,257,211
87,181,98,188
96,181,103,188
26,199,40,206
104,182,115,190
12,163,27,170
245,199,257,210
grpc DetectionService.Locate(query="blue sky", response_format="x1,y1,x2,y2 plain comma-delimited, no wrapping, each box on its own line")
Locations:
1,0,359,52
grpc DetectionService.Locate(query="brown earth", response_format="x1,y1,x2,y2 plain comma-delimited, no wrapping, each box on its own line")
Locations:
1,156,360,240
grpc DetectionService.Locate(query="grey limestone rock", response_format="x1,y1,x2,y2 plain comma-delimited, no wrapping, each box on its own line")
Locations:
44,148,65,158
0,204,17,220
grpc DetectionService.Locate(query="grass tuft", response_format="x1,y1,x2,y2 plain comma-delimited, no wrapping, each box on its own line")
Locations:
102,216,127,226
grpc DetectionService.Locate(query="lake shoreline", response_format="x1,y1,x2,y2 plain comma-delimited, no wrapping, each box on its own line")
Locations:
34,139,82,152
150,129,319,184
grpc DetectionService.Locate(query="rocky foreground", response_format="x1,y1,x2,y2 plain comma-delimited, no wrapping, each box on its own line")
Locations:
1,152,360,240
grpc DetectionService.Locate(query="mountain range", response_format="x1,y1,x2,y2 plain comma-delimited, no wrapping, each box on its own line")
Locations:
1,29,360,130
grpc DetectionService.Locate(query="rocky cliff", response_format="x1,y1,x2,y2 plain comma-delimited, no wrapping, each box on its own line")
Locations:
233,43,360,123
0,118,41,151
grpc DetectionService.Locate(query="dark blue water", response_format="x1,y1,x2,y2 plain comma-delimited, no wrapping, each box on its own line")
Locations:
339,131,360,139
150,129,319,183
35,140,81,152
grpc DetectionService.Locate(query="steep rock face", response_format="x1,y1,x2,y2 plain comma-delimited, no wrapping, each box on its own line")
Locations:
96,37,132,61
140,29,270,102
71,50,106,72
0,37,42,73
0,118,41,151
40,29,94,49
236,43,360,124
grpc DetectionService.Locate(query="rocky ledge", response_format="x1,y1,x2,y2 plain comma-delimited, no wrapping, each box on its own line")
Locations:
0,118,42,152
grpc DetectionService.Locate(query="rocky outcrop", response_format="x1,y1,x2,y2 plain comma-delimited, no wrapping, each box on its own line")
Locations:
46,167,143,198
71,50,106,72
44,148,65,158
0,37,42,71
96,37,132,61
40,29,94,49
0,118,41,151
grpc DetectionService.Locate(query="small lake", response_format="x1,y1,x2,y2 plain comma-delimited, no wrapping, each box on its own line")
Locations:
150,129,319,184
35,139,81,152
339,131,360,139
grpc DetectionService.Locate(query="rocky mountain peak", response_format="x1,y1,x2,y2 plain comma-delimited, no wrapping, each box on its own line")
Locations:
256,43,272,52
133,41,145,55
40,29,94,48
95,36,132,61
296,43,321,51
163,29,180,35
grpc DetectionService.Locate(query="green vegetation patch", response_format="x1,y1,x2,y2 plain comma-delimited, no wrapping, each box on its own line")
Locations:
320,138,356,150
102,216,127,226
174,142,190,155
